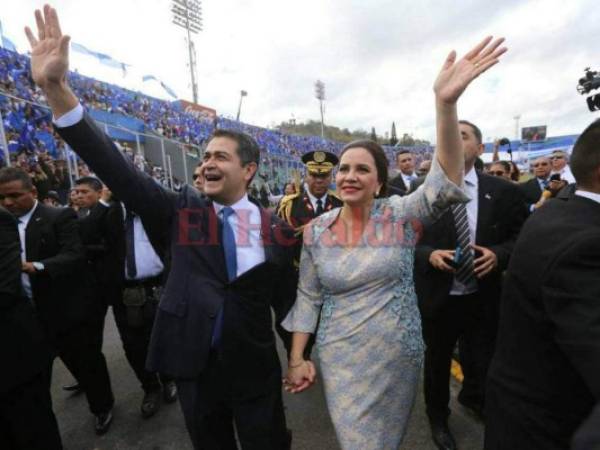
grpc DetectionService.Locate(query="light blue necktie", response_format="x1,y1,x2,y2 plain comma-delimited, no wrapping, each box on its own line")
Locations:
211,206,237,348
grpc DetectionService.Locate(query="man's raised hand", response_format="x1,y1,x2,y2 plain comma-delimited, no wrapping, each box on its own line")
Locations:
25,4,70,90
25,4,78,118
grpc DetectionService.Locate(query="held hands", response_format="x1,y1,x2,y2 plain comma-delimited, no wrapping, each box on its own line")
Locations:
25,5,70,90
283,360,316,394
434,36,507,106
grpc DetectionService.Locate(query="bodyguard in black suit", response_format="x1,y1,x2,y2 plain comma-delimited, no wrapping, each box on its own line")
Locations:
0,206,62,450
414,121,527,450
388,149,418,196
29,10,299,441
71,177,178,418
0,167,114,435
485,120,600,450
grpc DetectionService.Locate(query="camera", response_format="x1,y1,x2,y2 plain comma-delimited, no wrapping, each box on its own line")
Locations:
577,68,600,111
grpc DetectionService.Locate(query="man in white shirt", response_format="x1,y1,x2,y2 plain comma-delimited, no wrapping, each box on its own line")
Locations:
389,149,418,195
414,120,527,450
24,7,298,448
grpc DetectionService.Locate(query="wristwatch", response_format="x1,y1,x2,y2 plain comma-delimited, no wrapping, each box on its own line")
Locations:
32,262,45,271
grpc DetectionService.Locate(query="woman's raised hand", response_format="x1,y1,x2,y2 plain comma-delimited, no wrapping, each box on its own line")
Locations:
434,36,507,105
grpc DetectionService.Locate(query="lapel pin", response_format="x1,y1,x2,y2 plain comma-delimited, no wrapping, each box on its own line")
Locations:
485,193,492,200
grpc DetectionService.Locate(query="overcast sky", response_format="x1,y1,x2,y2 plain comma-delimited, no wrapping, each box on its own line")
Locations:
2,0,600,143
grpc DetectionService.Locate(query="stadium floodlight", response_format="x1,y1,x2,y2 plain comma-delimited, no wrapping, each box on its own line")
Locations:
171,0,203,104
314,80,325,138
236,90,248,121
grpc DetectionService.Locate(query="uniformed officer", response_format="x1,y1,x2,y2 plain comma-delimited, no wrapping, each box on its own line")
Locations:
276,150,341,359
277,150,342,234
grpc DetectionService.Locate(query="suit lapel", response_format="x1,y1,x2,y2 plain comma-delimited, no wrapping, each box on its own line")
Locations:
25,204,44,263
476,173,493,244
183,198,228,283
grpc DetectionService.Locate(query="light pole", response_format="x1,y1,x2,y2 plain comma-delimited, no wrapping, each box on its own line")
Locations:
513,114,521,140
236,90,247,121
314,80,325,138
172,0,202,104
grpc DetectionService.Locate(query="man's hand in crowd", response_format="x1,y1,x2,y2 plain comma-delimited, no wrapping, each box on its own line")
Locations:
22,262,38,274
472,244,498,278
429,249,456,273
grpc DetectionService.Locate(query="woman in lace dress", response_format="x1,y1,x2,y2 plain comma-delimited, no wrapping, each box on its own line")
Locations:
282,36,507,450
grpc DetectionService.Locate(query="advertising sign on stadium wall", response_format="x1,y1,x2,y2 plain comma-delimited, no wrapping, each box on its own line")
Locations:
176,100,217,119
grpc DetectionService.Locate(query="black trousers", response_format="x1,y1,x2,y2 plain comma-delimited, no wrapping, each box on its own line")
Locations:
110,285,167,393
422,293,487,423
176,353,290,450
56,311,114,415
0,372,62,450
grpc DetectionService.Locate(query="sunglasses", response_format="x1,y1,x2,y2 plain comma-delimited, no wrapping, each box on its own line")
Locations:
532,163,549,167
550,156,564,160
489,171,506,177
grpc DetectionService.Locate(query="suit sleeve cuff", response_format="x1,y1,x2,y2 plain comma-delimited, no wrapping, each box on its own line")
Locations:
53,103,84,128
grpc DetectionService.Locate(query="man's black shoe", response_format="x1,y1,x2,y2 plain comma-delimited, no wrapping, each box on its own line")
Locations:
62,382,83,394
162,381,178,404
95,409,113,435
141,390,161,418
430,421,457,450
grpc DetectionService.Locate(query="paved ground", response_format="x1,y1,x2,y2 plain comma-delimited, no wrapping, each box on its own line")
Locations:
51,313,483,450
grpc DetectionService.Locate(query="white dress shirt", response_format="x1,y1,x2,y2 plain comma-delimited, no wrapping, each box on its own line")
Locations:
575,190,600,205
401,171,417,190
17,201,39,299
54,103,84,127
126,213,165,281
450,168,478,296
212,194,265,278
304,186,328,213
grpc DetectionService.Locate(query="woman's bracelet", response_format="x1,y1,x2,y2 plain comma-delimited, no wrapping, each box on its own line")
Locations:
288,360,305,369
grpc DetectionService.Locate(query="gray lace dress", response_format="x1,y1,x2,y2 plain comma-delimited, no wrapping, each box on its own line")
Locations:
282,157,468,450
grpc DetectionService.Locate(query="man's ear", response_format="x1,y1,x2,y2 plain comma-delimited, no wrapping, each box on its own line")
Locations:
244,162,258,182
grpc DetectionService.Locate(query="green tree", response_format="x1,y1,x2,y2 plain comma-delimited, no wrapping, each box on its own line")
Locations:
390,122,398,146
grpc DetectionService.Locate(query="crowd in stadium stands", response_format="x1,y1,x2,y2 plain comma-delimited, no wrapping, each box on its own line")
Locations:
1,47,432,184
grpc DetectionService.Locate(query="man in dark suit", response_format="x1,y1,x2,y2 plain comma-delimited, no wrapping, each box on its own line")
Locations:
68,177,178,418
485,120,600,450
0,167,114,435
519,156,551,210
0,206,62,450
414,120,527,450
388,149,417,195
572,403,600,450
26,8,298,448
